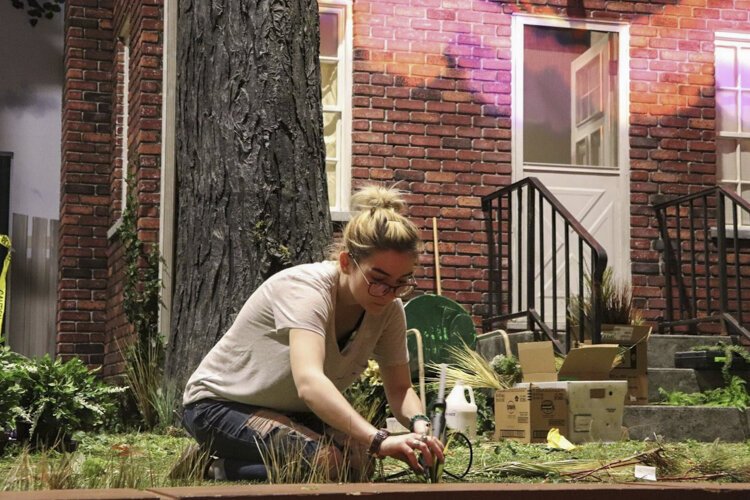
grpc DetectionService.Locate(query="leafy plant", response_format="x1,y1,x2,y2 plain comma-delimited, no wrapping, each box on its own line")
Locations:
344,360,388,429
0,339,29,432
117,174,165,430
490,353,522,384
658,375,750,410
568,267,642,339
17,355,125,445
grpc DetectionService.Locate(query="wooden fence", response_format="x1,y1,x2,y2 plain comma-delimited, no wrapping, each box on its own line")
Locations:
7,213,58,357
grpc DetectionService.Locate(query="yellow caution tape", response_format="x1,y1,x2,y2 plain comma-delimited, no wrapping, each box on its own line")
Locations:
546,427,576,451
0,235,11,334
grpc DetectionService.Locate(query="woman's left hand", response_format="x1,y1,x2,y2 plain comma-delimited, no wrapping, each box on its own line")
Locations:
396,432,445,473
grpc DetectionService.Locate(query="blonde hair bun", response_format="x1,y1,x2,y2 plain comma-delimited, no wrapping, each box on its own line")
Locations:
332,184,422,260
350,185,406,214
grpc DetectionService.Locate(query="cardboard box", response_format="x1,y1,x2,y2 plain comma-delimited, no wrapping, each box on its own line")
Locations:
494,387,568,443
516,381,627,443
497,341,627,443
601,324,652,405
517,341,621,382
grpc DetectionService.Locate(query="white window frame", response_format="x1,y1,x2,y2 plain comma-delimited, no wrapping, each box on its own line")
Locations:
511,14,630,180
320,0,352,219
107,30,130,240
715,31,750,229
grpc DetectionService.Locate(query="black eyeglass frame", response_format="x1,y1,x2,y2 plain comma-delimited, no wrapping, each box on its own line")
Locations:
350,256,417,299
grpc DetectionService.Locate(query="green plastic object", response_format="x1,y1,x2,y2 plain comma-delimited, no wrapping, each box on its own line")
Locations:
404,294,477,379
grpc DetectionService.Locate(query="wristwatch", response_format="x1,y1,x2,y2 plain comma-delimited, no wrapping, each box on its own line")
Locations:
368,429,390,457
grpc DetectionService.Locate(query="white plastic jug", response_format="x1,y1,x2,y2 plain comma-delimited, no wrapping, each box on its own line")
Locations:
445,380,478,439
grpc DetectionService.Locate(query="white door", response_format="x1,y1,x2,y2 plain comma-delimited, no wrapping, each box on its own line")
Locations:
512,17,630,323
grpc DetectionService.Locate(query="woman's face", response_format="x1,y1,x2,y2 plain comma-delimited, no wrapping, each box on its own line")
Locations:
346,249,417,314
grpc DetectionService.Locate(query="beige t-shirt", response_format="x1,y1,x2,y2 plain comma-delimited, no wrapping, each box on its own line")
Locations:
182,261,409,412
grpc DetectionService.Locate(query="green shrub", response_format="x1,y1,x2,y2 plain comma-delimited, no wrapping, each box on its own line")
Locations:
344,360,387,429
0,340,28,431
18,355,126,444
658,376,750,410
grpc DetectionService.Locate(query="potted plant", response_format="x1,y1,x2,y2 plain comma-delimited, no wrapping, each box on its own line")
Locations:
569,267,651,405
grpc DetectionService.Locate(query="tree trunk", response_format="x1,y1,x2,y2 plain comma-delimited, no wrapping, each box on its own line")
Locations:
166,0,331,386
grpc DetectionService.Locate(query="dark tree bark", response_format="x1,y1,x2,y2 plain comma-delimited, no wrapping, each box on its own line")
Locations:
166,0,332,385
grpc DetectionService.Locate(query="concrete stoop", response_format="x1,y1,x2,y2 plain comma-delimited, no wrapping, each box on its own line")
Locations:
624,405,750,442
478,330,750,441
1,483,750,500
647,335,728,369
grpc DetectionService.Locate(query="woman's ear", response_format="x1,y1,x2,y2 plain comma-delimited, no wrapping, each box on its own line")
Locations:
339,251,351,273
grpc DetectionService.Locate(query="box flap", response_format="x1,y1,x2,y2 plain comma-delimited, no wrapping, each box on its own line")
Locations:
601,324,652,344
518,341,558,382
558,344,620,381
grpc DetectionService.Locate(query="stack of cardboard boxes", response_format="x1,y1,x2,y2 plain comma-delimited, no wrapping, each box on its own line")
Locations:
494,326,651,444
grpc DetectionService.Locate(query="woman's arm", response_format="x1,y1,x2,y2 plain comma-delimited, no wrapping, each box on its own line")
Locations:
380,361,444,461
289,329,442,470
379,362,429,434
289,328,376,445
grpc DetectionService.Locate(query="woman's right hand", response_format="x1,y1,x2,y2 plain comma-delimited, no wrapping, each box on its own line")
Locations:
377,432,444,473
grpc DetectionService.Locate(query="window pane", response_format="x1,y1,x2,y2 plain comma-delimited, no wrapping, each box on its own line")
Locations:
718,138,738,181
742,91,750,133
523,25,617,167
326,161,337,207
715,46,736,88
740,48,750,89
324,111,339,158
716,89,738,132
741,140,750,180
576,138,587,165
320,13,339,58
591,128,601,166
588,57,602,117
321,61,338,106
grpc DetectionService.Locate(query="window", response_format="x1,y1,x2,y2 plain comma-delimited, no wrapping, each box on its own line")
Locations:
716,32,750,226
319,1,351,216
107,32,130,239
521,25,620,168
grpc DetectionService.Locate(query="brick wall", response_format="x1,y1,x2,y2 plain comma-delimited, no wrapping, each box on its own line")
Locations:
60,0,162,372
102,0,163,378
350,0,750,329
59,0,115,364
61,0,750,371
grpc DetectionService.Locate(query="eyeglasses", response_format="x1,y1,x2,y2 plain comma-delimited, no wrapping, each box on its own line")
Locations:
350,257,417,299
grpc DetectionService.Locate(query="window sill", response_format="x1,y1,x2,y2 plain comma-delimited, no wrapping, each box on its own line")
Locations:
331,210,352,222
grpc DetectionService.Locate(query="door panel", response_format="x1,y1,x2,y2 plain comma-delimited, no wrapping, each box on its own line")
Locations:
515,19,629,326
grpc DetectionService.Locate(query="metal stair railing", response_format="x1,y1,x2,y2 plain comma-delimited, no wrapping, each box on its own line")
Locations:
653,186,750,341
481,177,608,353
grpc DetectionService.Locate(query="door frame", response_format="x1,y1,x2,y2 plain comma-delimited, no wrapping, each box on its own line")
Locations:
511,13,631,280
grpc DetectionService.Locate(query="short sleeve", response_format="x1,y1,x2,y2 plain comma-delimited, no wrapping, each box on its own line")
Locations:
371,300,409,367
270,273,332,337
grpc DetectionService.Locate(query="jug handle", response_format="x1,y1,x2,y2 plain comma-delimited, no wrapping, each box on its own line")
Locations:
466,386,475,405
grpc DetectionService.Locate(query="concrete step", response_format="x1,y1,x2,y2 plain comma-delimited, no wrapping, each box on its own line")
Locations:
624,405,750,442
647,334,729,368
647,368,701,402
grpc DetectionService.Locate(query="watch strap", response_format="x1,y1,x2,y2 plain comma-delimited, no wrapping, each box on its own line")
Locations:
368,429,390,457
